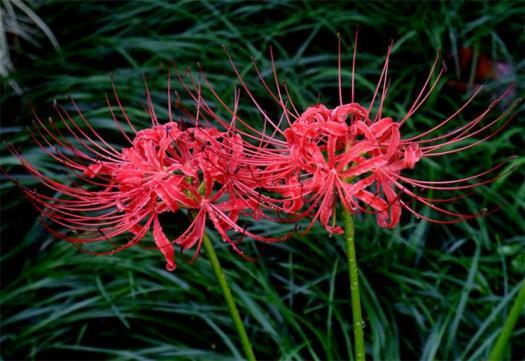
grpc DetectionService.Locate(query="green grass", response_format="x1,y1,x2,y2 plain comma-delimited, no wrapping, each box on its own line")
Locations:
1,1,524,360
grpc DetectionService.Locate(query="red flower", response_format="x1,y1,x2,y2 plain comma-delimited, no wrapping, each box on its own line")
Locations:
185,36,517,233
14,36,516,270
14,84,280,271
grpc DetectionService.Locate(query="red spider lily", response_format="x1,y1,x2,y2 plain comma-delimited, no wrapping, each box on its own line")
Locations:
180,34,517,233
12,83,280,271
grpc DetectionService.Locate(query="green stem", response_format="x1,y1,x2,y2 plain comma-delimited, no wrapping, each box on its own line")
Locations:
342,209,366,361
202,233,256,361
488,280,525,361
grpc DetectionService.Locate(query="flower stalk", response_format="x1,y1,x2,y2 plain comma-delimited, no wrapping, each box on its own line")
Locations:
201,232,256,361
342,208,365,361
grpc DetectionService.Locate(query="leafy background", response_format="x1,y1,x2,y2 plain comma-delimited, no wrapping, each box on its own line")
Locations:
1,1,524,360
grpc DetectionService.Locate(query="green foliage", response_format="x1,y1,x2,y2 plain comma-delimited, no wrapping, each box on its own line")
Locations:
1,1,524,360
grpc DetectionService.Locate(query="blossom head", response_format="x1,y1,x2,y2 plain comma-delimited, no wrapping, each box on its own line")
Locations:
281,102,424,231
192,35,516,233
14,85,280,271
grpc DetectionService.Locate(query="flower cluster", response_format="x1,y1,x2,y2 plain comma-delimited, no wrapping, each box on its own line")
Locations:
256,103,423,233
15,37,515,270
230,93,513,235
187,39,515,235
15,95,278,271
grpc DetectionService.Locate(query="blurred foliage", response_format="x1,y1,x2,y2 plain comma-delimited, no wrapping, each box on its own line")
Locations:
0,0,59,94
1,1,524,360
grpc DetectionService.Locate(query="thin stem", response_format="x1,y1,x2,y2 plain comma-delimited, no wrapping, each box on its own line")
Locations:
488,279,525,361
342,208,366,361
202,233,256,361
